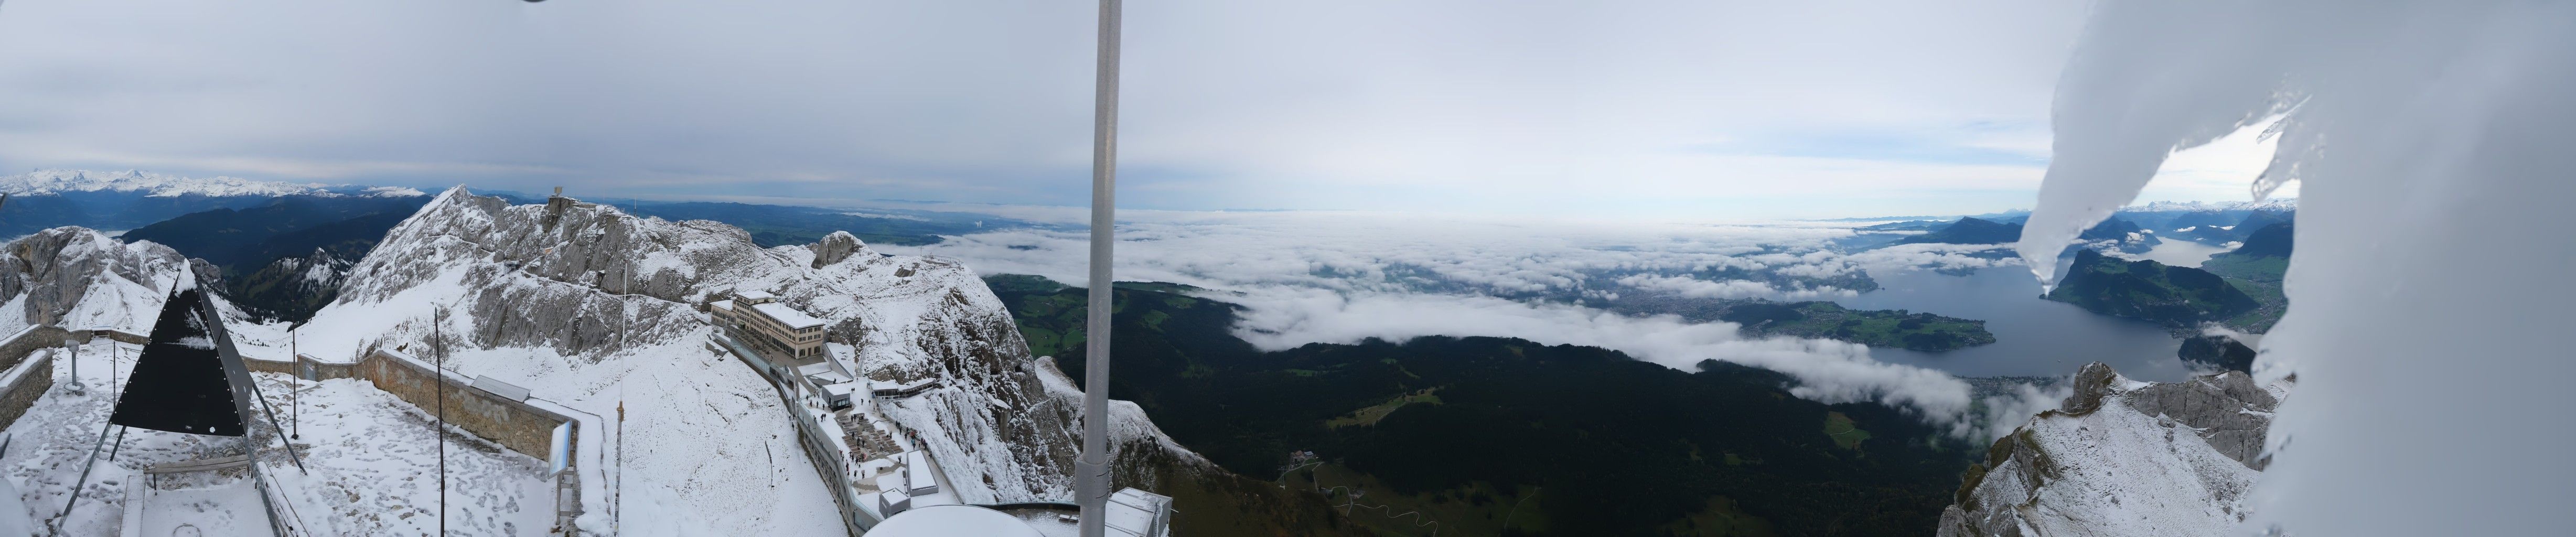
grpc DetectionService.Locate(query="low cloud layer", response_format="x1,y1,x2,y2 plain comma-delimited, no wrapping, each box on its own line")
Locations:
889,210,2049,438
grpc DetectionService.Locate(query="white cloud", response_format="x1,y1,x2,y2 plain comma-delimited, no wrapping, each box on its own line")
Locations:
1613,274,1786,299
0,0,2135,218
1229,288,2000,435
890,209,2049,436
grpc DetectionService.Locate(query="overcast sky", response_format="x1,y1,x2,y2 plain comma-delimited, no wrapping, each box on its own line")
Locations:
0,0,2278,219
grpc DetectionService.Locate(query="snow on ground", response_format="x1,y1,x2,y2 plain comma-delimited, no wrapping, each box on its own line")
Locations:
293,292,847,536
257,376,553,536
1981,403,2258,535
0,340,552,536
1942,364,2282,537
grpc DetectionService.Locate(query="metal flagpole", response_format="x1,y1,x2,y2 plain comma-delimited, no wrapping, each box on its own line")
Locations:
291,330,298,440
433,308,449,537
1075,0,1123,534
245,380,307,472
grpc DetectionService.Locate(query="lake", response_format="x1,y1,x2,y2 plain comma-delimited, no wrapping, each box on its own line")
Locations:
1838,264,2196,382
2132,238,2228,267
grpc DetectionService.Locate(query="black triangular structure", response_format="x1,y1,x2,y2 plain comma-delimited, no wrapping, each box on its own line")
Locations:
108,287,255,436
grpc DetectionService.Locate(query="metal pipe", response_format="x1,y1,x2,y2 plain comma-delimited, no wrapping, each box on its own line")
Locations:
57,421,116,530
1075,0,1123,535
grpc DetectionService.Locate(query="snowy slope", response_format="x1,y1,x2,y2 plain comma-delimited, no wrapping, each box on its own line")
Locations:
291,187,1093,530
0,343,557,537
1939,363,2289,537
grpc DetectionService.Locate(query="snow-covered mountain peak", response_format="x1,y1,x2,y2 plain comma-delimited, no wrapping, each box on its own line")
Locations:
0,169,327,198
2123,198,2300,212
298,187,1094,511
1938,362,2291,537
0,226,221,331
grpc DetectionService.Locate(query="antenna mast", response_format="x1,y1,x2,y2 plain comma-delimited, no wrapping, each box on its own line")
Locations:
1075,0,1123,535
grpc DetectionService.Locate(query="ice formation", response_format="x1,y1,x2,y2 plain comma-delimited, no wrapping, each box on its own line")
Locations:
2014,2,2576,534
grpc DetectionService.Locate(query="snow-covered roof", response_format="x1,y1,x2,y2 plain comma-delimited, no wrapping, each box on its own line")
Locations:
1104,488,1174,537
707,299,734,312
904,450,940,493
866,505,1045,537
870,378,939,393
799,362,853,384
470,375,532,402
735,289,776,302
750,301,826,330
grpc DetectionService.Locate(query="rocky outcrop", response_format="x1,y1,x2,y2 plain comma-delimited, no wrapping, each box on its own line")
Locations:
808,230,874,268
0,227,198,328
2178,335,2258,373
1939,362,2290,537
2045,249,2262,331
224,248,359,323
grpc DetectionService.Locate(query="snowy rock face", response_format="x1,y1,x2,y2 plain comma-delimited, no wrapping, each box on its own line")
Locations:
281,248,354,294
315,187,1083,504
1026,359,1223,492
0,227,203,329
808,230,875,269
1938,362,2289,537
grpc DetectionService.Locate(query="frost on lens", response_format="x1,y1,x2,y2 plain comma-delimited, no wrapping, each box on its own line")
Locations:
2014,2,2576,535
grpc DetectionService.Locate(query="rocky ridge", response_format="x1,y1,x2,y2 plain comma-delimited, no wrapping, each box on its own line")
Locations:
0,227,220,330
5,188,1286,534
1939,362,2289,537
300,187,1206,513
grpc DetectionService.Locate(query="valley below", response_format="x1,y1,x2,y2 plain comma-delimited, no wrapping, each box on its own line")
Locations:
995,274,1987,536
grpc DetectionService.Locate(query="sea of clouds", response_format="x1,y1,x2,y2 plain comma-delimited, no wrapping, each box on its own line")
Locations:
884,209,2054,439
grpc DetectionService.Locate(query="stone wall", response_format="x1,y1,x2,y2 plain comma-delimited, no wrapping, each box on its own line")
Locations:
300,355,358,382
244,357,295,375
73,328,147,346
354,350,572,460
0,325,67,431
245,351,566,460
0,357,51,431
0,325,70,371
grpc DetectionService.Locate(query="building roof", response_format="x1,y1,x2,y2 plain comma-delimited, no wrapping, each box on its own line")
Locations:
904,450,939,490
870,378,939,393
707,299,734,312
866,505,1045,537
735,289,776,302
749,302,827,330
798,362,853,384
469,375,532,402
1104,488,1174,537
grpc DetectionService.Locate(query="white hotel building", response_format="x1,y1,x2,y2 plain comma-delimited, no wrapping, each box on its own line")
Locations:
709,289,829,362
